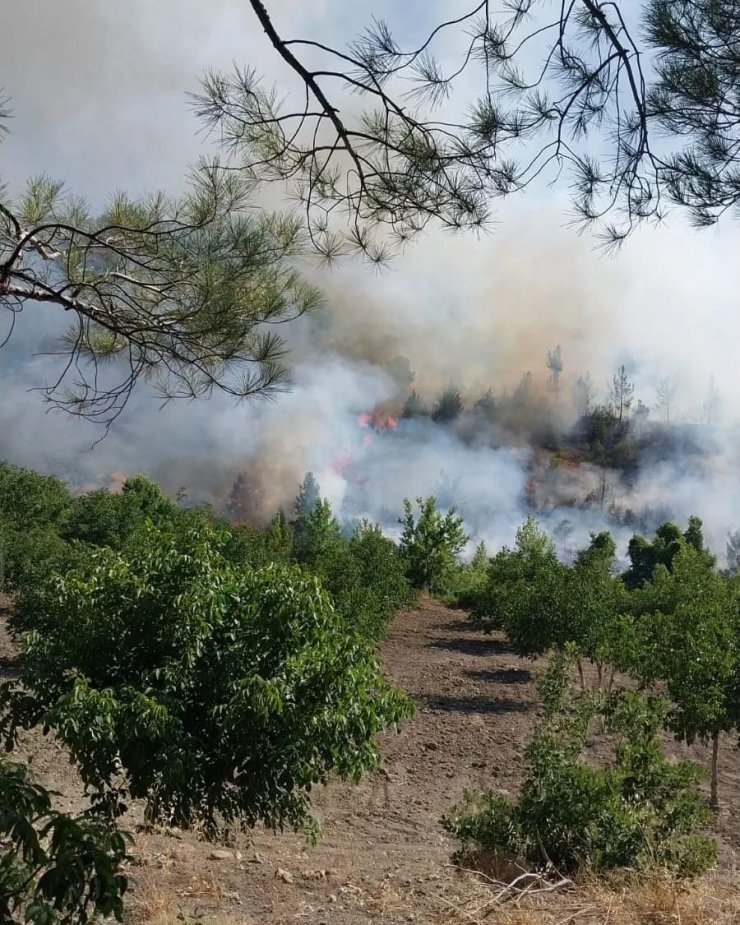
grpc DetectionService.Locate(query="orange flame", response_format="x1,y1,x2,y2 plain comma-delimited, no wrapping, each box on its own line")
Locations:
357,410,398,431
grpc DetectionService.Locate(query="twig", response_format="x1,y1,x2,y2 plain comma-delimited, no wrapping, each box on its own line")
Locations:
435,892,486,924
554,906,599,925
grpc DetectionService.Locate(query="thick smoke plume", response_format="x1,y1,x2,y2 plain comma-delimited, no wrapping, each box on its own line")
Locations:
1,3,739,564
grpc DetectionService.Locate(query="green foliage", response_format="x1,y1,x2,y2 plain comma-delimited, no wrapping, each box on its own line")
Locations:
62,475,178,550
315,523,414,639
448,541,489,609
0,463,71,531
628,546,738,741
645,0,740,226
8,523,411,835
473,512,736,808
622,545,740,804
291,475,342,569
2,165,322,422
569,532,628,668
399,496,468,594
293,472,321,520
221,509,295,569
623,517,715,589
472,517,562,641
0,465,194,590
219,518,285,571
444,650,715,877
266,510,293,560
0,525,71,592
0,463,72,589
0,759,129,924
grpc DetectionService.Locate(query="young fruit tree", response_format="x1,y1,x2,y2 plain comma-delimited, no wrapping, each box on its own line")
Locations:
472,516,566,647
626,544,740,808
444,648,716,877
399,496,468,595
4,522,412,836
473,520,625,687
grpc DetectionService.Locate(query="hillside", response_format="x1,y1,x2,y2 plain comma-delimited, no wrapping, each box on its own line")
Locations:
1,595,737,925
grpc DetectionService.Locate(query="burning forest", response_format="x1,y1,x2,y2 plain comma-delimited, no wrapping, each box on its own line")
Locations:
3,3,740,922
221,342,736,566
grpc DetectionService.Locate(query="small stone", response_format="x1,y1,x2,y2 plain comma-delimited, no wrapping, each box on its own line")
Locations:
249,852,265,864
208,849,233,861
276,867,294,884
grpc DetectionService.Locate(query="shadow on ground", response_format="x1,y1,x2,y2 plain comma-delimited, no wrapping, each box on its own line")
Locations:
434,619,483,634
419,693,531,715
466,667,533,684
428,636,510,657
0,655,20,680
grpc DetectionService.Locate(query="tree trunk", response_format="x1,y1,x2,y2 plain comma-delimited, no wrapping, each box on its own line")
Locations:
710,731,720,810
576,658,585,691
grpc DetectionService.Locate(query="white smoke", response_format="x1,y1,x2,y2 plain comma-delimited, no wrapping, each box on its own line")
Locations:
1,1,740,566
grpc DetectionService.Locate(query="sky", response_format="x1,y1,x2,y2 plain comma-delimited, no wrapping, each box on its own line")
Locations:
1,1,739,552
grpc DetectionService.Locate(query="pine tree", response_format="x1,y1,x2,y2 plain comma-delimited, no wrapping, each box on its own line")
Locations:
546,346,564,394
293,472,321,519
609,365,635,422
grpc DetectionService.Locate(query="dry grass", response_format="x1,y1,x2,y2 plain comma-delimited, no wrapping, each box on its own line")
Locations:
143,916,253,925
128,867,250,925
427,868,740,925
126,833,246,925
601,870,740,925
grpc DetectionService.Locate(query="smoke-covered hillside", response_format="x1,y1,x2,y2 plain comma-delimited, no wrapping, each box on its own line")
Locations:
2,217,739,565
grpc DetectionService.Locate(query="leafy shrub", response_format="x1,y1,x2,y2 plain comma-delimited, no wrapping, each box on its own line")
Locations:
0,463,73,590
399,496,468,594
220,521,279,569
473,521,625,673
622,544,740,806
623,516,715,590
444,649,716,877
291,498,342,571
62,475,180,550
0,463,71,531
0,759,129,924
289,479,413,639
318,523,414,639
9,523,412,835
0,467,189,590
291,473,338,563
0,523,72,591
472,517,564,640
446,542,489,609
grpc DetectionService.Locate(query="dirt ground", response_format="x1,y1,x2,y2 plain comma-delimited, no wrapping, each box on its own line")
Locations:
1,595,738,924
